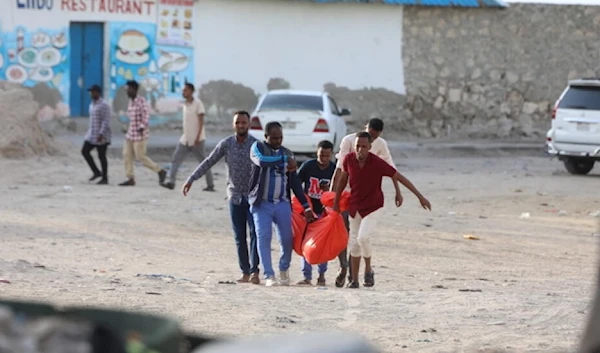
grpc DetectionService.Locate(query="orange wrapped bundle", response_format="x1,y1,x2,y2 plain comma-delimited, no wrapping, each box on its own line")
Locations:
291,194,312,256
292,212,308,256
320,191,350,213
302,210,348,265
291,194,313,215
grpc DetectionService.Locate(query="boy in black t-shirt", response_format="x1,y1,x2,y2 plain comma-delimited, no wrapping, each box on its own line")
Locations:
296,140,336,286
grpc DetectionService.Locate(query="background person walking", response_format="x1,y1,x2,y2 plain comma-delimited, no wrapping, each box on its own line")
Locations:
118,80,167,187
162,83,214,191
81,84,111,185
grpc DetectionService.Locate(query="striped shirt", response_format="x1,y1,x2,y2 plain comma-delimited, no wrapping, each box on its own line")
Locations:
248,140,309,209
251,143,288,203
84,98,111,144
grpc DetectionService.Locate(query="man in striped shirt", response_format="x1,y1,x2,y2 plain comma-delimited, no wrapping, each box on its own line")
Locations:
82,85,111,185
119,80,167,187
248,122,315,287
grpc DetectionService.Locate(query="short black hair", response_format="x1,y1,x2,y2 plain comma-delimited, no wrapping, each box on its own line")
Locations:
126,80,139,90
367,118,384,132
184,83,195,91
356,131,373,142
317,140,334,150
265,121,282,135
234,110,250,119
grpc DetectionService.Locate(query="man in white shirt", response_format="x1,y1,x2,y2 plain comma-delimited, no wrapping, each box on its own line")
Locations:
161,83,214,191
330,118,402,288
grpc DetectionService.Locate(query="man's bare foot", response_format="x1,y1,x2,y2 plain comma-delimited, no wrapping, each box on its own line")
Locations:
316,274,326,287
296,279,311,285
236,274,250,283
250,272,260,285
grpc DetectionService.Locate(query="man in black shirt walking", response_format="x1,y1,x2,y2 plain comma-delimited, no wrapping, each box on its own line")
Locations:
296,140,336,286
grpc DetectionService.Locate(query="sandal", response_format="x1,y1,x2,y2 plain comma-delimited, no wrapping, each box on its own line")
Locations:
335,269,346,288
297,279,311,285
364,271,375,287
347,281,359,289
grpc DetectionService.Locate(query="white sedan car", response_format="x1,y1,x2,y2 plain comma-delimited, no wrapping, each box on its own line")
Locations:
249,90,350,156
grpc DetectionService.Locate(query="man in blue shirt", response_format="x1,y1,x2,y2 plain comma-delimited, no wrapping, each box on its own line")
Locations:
183,111,261,284
248,122,315,287
296,140,336,286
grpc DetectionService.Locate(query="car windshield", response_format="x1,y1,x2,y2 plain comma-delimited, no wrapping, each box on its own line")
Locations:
259,94,323,111
559,86,600,110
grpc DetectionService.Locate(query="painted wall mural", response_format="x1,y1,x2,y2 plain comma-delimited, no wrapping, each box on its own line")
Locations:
0,25,70,121
108,21,194,125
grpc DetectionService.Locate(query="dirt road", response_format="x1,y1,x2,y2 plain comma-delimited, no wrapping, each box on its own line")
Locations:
1,150,598,353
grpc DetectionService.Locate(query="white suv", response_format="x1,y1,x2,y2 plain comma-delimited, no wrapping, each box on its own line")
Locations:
249,90,350,156
546,79,600,175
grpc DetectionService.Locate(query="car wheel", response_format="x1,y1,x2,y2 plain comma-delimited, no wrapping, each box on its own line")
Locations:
563,157,595,175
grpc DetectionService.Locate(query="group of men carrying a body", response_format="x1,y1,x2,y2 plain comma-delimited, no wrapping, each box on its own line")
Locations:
82,81,431,288
184,112,431,289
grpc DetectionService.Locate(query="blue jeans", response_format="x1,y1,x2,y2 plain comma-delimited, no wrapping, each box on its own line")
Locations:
229,198,259,275
301,258,327,280
251,201,293,279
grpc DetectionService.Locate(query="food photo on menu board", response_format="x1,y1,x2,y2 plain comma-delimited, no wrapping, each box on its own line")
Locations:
157,4,194,47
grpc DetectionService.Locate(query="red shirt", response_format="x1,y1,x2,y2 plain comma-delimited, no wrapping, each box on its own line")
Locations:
343,152,397,218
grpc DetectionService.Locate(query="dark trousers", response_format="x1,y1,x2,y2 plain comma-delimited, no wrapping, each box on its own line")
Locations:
338,211,350,269
82,141,108,180
229,198,259,275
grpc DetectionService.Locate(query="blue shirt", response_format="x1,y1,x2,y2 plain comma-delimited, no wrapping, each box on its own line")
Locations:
186,134,257,205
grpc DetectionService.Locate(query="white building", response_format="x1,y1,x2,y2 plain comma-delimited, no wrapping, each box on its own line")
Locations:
0,0,505,124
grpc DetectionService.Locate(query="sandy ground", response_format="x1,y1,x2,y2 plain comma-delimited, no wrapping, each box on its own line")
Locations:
1,145,599,353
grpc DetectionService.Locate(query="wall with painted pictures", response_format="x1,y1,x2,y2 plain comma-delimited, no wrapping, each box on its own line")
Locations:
108,21,195,126
0,0,195,123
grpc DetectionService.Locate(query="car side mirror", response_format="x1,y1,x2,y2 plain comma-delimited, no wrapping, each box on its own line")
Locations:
340,108,351,116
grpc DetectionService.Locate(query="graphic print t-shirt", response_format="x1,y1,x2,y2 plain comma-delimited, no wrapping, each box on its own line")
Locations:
297,159,336,215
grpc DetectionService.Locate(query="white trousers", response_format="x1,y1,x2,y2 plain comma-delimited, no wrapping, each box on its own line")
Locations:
348,208,382,258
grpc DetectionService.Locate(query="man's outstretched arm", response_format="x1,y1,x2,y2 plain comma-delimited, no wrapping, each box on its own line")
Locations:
186,140,227,184
391,172,431,210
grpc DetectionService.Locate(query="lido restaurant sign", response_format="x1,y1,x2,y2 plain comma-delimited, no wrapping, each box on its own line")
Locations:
15,0,158,20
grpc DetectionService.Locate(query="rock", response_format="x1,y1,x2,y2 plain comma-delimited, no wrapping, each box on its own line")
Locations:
489,70,502,81
0,81,58,159
448,89,462,103
506,72,520,84
522,102,538,115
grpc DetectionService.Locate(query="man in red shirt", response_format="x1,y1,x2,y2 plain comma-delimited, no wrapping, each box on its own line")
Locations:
333,131,431,289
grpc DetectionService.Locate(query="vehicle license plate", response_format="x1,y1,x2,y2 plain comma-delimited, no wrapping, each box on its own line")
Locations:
282,121,297,129
576,122,590,132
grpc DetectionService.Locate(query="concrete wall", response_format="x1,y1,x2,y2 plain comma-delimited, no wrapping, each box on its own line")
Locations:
193,0,405,119
396,3,600,139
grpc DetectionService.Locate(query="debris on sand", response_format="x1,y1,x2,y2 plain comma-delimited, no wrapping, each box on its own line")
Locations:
463,234,480,240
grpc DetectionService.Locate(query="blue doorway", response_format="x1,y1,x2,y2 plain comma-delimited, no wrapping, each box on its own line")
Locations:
69,22,104,117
